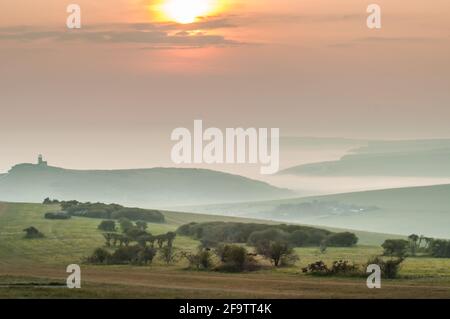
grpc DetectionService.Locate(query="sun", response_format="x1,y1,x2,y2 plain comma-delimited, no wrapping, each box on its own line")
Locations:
159,0,219,24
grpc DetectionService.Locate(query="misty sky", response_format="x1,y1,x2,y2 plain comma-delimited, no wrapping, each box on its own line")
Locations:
1,0,449,173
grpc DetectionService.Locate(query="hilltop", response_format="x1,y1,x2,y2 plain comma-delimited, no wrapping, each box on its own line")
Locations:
0,161,293,207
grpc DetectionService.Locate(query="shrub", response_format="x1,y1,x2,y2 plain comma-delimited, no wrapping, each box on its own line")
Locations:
98,220,116,232
137,246,157,265
329,260,359,275
365,256,404,279
382,239,409,257
44,212,71,220
110,245,141,264
23,226,44,239
182,248,214,270
254,240,297,267
222,245,247,267
216,244,261,272
86,248,111,264
302,261,329,276
302,260,359,276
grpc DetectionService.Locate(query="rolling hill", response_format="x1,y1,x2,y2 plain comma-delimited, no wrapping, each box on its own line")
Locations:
178,184,450,239
2,201,449,299
0,163,293,207
0,200,400,266
280,139,450,177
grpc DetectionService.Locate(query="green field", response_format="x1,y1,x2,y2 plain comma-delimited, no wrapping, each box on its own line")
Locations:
0,202,449,298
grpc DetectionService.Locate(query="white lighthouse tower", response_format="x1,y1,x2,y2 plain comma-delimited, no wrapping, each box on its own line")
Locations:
37,154,48,166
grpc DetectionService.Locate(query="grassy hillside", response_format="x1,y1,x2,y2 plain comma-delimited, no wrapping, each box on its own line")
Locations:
182,184,450,239
0,201,449,298
0,164,292,208
0,201,393,266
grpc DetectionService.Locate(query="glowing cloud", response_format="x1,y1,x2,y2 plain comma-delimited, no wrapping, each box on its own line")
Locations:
158,0,221,24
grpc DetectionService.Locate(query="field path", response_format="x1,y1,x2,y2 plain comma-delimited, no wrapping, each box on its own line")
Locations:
1,264,449,298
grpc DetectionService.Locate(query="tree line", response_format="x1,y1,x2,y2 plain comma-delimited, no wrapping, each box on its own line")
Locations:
43,198,165,223
88,218,176,265
382,234,450,258
177,222,358,248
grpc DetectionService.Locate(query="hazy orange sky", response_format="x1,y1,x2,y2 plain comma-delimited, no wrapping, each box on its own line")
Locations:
1,0,449,172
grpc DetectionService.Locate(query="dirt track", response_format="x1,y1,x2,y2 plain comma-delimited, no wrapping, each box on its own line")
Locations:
1,264,449,299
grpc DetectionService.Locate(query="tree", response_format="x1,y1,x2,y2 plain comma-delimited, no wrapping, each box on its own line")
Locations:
319,240,328,254
247,228,289,246
43,197,59,204
325,232,358,247
159,246,177,265
98,220,116,232
166,232,177,248
423,237,434,250
430,240,450,258
418,235,425,249
155,234,167,248
110,233,127,247
86,248,111,264
125,227,148,242
408,234,419,256
254,240,297,267
382,239,409,257
23,227,44,239
138,246,157,265
289,230,309,247
135,221,148,231
103,233,114,247
119,218,134,233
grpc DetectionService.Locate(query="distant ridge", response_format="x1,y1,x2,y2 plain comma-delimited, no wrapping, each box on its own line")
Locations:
280,139,450,177
0,161,293,207
181,183,450,239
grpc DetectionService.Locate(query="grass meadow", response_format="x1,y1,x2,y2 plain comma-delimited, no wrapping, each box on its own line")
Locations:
0,202,449,298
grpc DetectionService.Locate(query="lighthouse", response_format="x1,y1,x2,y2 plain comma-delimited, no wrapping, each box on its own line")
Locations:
37,154,48,167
